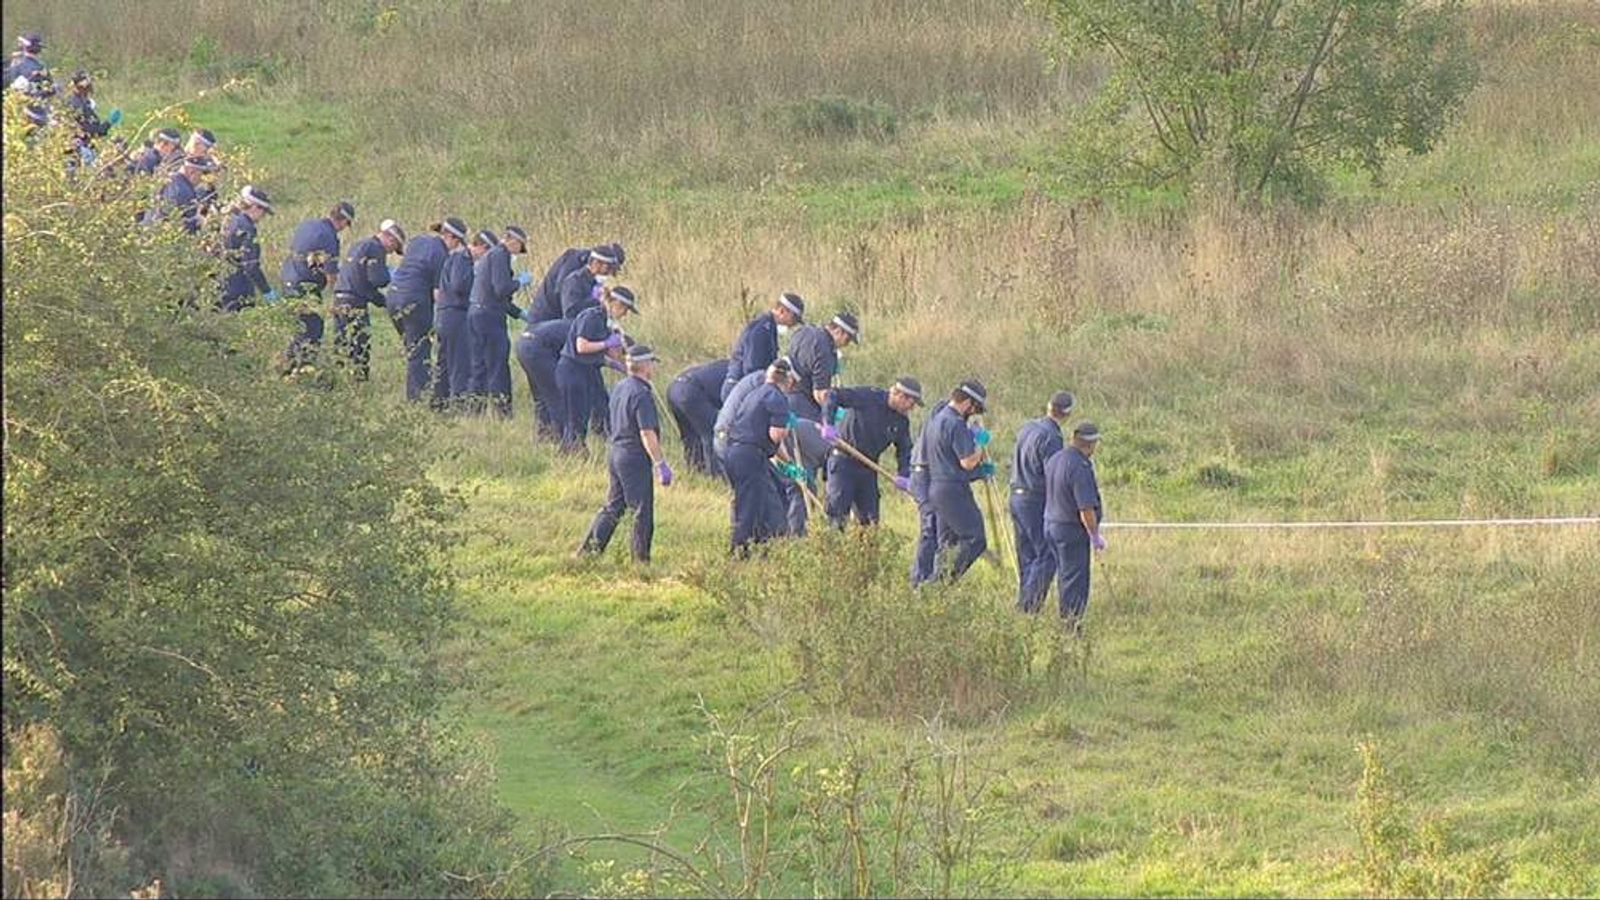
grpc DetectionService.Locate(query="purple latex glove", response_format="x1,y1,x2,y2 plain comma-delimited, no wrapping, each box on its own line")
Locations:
604,358,625,373
820,424,839,444
1091,532,1107,552
602,332,625,351
892,475,911,493
656,460,674,486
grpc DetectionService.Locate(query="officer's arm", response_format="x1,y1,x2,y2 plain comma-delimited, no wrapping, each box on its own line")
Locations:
894,426,913,477
574,317,613,354
1079,507,1101,539
641,429,664,465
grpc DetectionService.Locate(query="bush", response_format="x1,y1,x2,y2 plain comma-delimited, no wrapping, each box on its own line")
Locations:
688,528,1083,721
2,103,532,897
775,95,901,140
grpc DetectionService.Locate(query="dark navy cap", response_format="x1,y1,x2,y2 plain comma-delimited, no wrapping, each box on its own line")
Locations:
380,218,406,248
768,356,795,378
590,243,620,265
831,311,860,342
1073,421,1102,442
190,128,217,148
183,154,217,172
892,377,924,406
153,126,181,143
1050,391,1076,415
611,241,627,268
608,285,638,312
474,229,499,246
440,217,468,241
504,225,528,247
777,292,805,321
624,343,658,364
70,69,91,86
956,379,988,412
239,184,274,214
332,200,356,223
19,33,44,53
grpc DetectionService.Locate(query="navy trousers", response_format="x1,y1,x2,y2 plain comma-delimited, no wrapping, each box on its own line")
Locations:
782,418,828,537
1046,521,1093,619
331,303,372,380
725,443,782,553
1010,491,1054,612
434,305,471,409
285,309,324,373
824,453,880,527
909,470,940,586
555,358,602,453
514,334,562,441
468,307,513,417
666,379,720,476
386,296,433,403
582,447,655,562
930,479,986,582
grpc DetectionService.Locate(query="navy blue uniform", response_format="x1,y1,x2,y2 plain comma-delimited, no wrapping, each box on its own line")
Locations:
557,266,601,320
926,404,987,582
713,370,764,467
150,171,201,233
4,54,45,87
556,304,613,451
515,319,569,440
724,381,790,553
822,387,911,528
529,247,589,323
581,376,662,563
331,234,391,380
779,324,838,535
383,233,447,402
434,248,474,406
130,144,178,177
1009,417,1065,612
1044,446,1103,619
667,359,730,476
219,211,269,312
468,243,520,416
723,311,780,402
279,217,342,371
908,400,948,586
65,93,110,140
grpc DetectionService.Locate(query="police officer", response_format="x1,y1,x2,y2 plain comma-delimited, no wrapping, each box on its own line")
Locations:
5,33,46,90
579,344,674,564
64,70,118,145
782,310,861,535
557,285,636,452
556,243,621,320
183,129,221,218
218,185,276,312
278,200,355,375
713,358,783,478
722,359,797,555
818,377,920,528
722,292,805,402
666,359,730,476
529,241,624,324
468,225,532,417
147,154,215,233
426,218,473,409
926,380,995,583
907,394,951,587
331,218,404,381
1011,391,1075,612
386,219,458,402
1043,422,1106,624
131,127,182,176
515,317,571,441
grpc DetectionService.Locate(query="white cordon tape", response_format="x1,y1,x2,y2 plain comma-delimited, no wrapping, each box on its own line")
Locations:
1102,517,1600,530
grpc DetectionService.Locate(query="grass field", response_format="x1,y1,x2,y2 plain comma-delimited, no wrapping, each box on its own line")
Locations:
9,0,1599,894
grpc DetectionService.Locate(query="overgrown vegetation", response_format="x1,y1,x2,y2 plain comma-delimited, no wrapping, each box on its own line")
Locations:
1,107,533,898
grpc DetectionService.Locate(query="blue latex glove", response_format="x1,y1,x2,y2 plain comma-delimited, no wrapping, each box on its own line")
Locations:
976,460,997,479
385,265,394,280
602,332,625,351
970,426,992,448
832,407,847,425
656,460,674,486
519,307,534,323
515,270,534,287
892,475,911,493
820,424,839,444
262,288,281,303
1091,532,1107,552
106,107,123,126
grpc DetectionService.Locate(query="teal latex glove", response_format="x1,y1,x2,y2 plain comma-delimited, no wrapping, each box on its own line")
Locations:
970,426,992,448
832,407,847,425
786,412,799,430
977,460,997,478
106,107,123,126
516,270,534,287
262,288,282,303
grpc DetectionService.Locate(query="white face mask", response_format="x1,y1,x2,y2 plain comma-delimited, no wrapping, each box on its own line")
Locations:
776,324,791,337
607,317,620,331
594,274,609,286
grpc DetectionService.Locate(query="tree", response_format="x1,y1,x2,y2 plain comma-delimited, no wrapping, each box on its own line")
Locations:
1039,0,1479,200
2,99,530,897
